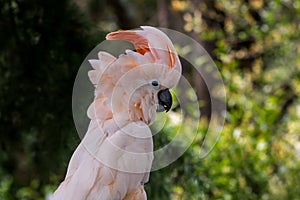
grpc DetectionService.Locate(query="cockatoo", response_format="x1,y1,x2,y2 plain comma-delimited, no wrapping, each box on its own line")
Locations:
51,26,181,200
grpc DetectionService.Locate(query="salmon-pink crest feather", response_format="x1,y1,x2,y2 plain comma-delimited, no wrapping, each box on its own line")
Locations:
106,30,150,55
106,26,180,69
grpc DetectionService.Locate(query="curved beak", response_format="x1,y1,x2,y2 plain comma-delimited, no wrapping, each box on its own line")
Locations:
157,89,172,112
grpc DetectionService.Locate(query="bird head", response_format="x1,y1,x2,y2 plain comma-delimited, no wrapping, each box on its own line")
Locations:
88,26,182,125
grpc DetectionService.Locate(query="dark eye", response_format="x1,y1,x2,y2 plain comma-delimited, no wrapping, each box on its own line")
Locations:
149,79,160,90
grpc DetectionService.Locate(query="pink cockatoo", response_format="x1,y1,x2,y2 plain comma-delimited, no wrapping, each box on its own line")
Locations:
51,26,181,200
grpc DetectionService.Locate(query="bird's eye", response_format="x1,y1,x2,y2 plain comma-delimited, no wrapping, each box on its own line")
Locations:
149,79,160,90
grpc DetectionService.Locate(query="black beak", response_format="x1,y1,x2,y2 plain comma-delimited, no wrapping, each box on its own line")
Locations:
157,89,172,112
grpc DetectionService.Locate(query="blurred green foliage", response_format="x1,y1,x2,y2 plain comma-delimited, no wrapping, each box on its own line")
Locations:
1,0,300,199
147,0,300,199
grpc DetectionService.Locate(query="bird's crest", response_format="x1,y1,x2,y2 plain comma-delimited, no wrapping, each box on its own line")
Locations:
106,26,178,69
87,26,182,122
